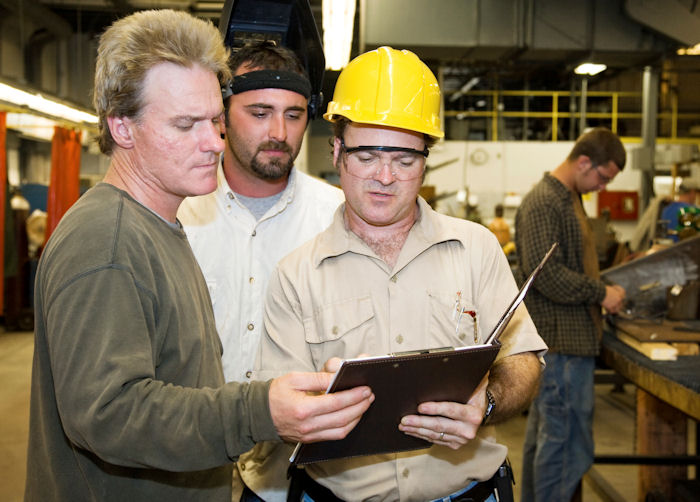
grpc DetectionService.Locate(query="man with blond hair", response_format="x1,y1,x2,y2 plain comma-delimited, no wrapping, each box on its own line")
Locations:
24,10,372,502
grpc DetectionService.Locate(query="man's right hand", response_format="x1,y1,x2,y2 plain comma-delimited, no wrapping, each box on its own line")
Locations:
601,284,626,314
268,372,374,444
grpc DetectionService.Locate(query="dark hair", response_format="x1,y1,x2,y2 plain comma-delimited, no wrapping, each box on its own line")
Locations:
229,40,307,76
567,127,626,171
224,40,308,125
494,204,504,217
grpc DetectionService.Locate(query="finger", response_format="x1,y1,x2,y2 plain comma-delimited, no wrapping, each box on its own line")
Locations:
323,357,344,373
399,413,450,432
287,371,373,403
399,425,465,449
416,401,462,418
416,401,481,424
286,371,334,394
299,393,374,442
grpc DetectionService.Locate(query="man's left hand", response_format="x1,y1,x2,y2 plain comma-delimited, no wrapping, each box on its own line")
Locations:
398,374,489,450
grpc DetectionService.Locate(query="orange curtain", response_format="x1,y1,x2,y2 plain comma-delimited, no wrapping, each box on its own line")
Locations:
46,127,82,242
0,112,6,315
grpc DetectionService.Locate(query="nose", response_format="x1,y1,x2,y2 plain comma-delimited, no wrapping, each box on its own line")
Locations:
269,114,288,142
372,158,396,185
202,120,225,154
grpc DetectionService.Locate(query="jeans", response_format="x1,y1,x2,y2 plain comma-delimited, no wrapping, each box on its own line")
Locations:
427,481,497,502
520,353,595,502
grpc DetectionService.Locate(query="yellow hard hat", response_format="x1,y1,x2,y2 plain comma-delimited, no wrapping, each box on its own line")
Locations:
324,46,444,139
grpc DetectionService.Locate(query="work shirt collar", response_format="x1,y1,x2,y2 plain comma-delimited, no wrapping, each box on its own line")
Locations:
543,171,580,202
215,159,299,221
314,196,465,272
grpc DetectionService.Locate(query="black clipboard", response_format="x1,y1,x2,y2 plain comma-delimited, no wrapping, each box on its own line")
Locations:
291,242,557,465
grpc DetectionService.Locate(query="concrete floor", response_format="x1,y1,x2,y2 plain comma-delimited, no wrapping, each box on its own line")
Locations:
0,329,692,501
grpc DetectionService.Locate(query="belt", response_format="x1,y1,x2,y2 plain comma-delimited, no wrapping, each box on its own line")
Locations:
440,480,495,502
287,467,343,502
287,462,512,502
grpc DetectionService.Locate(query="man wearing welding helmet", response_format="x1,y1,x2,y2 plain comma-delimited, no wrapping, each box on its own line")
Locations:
178,41,343,501
253,47,547,502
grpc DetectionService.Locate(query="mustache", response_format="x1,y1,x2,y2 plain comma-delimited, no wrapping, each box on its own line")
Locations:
366,180,396,194
257,140,292,154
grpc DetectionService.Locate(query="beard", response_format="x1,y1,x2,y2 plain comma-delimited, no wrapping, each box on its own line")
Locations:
249,140,295,180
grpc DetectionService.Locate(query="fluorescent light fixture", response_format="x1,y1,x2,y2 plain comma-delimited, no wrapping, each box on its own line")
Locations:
323,0,356,70
6,112,57,142
678,43,700,55
449,77,480,102
0,81,98,125
574,63,607,76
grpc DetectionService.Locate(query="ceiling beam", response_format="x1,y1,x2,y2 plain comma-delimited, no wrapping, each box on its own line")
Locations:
0,0,72,38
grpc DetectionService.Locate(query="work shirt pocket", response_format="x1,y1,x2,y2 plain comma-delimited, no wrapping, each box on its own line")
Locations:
427,290,480,347
303,296,375,367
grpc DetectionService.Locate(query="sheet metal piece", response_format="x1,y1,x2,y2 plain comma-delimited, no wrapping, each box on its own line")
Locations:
601,235,700,319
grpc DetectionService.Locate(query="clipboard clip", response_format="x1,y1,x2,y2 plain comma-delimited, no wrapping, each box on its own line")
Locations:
390,346,454,357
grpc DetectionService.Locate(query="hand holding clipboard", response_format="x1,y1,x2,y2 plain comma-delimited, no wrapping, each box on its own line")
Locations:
291,242,558,465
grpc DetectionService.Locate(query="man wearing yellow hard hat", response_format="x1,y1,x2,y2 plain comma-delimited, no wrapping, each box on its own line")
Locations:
253,47,547,502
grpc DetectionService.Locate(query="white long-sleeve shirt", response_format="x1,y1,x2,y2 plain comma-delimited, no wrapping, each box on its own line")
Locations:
178,165,343,382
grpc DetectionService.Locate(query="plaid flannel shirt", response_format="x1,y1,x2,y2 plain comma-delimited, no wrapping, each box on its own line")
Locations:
514,173,607,356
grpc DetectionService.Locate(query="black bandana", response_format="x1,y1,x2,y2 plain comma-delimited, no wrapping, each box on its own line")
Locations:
222,69,312,99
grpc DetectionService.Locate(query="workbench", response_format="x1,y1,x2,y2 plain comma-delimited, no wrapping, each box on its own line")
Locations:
600,327,699,501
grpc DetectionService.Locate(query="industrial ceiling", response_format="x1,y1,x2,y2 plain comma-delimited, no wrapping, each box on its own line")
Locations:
14,0,699,92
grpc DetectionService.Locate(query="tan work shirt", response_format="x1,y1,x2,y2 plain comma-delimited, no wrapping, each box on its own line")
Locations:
254,197,547,501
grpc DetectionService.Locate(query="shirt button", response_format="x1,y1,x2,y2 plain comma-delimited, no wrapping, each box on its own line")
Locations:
402,468,409,478
240,463,246,470
332,325,339,335
245,371,252,379
227,192,234,200
252,230,257,237
390,275,397,283
396,334,404,344
247,323,254,331
249,277,255,284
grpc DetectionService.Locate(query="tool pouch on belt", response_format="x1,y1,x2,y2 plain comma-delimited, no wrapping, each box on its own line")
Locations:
493,459,515,502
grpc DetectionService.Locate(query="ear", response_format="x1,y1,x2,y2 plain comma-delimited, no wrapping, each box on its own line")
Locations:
107,116,136,149
575,154,592,172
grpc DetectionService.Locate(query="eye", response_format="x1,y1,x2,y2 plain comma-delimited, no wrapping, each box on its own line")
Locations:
397,155,419,168
355,152,377,164
175,123,193,131
286,111,304,120
248,107,270,119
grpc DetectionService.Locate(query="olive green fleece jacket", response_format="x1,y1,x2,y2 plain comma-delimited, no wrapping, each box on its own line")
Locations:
25,184,278,501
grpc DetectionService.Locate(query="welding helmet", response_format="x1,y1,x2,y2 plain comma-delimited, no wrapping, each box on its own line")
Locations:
218,0,325,119
324,46,444,139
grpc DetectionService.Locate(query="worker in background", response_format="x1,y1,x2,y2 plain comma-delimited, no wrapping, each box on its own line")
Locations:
488,203,512,247
178,40,344,502
254,46,547,502
660,178,700,241
515,127,627,502
629,177,700,252
24,10,373,502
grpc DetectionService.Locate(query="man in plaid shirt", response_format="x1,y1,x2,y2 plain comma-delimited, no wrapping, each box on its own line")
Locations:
515,127,627,502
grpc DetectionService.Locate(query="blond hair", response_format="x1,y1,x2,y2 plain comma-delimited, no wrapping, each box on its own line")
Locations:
93,9,231,155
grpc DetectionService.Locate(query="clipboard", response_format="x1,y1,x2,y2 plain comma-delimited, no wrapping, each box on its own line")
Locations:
291,242,558,465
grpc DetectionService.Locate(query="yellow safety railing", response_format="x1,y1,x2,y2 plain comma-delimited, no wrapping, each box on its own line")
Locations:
443,90,700,145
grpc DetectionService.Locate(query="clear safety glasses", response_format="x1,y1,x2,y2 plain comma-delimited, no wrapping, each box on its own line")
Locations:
340,137,428,181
